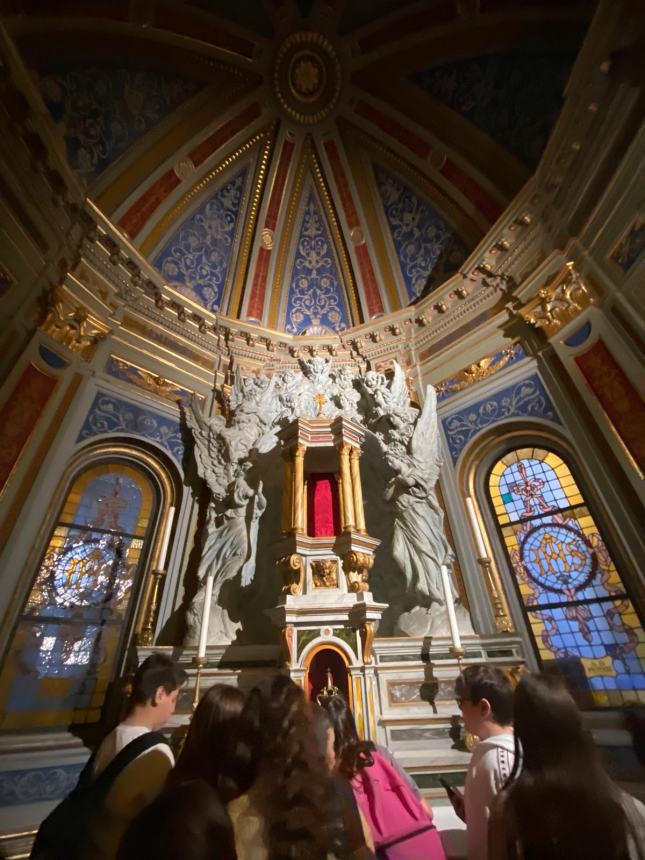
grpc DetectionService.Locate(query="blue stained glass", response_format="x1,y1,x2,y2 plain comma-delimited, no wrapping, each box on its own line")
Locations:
528,599,642,692
0,462,154,728
499,458,568,521
26,527,139,618
74,474,143,535
490,447,645,705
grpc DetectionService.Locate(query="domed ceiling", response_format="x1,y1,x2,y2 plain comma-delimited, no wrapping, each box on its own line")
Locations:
12,0,592,335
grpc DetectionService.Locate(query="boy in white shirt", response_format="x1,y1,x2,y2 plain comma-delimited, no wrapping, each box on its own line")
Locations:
450,665,517,860
84,653,187,860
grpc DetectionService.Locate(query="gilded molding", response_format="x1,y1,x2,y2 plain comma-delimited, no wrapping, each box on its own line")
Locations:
338,122,399,312
269,136,361,329
341,118,482,248
360,621,375,664
311,558,339,588
140,127,270,257
106,355,202,403
40,287,111,359
228,124,277,318
435,343,524,398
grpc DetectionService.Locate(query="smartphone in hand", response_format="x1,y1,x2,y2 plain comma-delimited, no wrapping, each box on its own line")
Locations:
439,778,465,821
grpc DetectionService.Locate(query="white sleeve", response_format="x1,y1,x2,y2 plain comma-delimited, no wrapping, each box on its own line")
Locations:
465,748,509,860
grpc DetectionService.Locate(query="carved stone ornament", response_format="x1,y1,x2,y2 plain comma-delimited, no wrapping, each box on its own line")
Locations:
519,262,592,337
343,551,373,593
278,553,305,595
311,558,339,588
41,287,111,359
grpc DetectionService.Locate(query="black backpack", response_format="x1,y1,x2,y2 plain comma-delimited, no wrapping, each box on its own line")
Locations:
30,730,168,860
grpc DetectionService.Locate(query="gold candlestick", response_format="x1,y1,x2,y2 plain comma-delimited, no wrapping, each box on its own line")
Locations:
136,568,167,646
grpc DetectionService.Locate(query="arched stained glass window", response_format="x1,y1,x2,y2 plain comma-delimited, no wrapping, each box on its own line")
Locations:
0,462,156,729
489,447,645,707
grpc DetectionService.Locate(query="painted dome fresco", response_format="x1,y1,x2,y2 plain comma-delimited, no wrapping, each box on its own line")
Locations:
16,0,591,335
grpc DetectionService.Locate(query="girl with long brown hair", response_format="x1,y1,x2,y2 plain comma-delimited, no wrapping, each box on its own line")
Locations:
489,672,645,860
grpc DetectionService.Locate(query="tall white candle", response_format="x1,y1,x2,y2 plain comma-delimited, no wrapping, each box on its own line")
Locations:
465,496,487,559
197,574,214,659
158,506,175,569
440,564,462,651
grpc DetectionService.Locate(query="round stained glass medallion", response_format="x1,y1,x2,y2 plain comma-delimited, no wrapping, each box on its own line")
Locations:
520,522,596,595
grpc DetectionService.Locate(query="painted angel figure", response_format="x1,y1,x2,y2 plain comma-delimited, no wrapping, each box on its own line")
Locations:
380,385,456,608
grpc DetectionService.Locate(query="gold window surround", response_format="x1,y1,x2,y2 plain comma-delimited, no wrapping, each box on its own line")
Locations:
0,443,179,726
486,445,645,707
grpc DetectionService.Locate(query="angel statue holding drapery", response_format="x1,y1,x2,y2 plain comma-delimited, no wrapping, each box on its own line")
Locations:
184,393,268,645
365,365,472,637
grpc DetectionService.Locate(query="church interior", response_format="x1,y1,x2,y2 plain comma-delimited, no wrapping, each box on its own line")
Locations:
0,0,643,855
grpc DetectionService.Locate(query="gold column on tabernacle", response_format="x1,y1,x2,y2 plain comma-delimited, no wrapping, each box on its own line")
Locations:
338,442,355,530
281,449,294,536
349,446,366,533
292,442,306,534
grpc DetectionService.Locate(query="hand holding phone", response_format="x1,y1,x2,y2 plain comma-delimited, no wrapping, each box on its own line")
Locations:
439,778,465,821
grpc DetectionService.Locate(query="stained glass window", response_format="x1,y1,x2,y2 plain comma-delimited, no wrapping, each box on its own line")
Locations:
0,462,156,729
488,447,645,706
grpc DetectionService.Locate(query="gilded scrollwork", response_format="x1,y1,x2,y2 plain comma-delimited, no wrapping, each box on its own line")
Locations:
359,621,375,664
41,288,111,359
278,553,305,595
343,551,373,593
519,262,592,336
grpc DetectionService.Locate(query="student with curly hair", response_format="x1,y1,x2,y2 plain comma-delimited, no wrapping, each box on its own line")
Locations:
227,675,343,860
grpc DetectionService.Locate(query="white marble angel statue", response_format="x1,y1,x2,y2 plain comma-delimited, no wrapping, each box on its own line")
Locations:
183,397,266,644
372,378,468,636
363,363,418,446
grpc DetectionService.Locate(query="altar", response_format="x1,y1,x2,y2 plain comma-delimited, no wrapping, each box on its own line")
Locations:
157,357,525,782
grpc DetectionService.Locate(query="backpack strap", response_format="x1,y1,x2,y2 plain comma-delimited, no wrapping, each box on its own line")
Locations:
94,731,169,792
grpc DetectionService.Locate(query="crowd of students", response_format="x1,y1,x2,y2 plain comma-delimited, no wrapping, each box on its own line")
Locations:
31,654,645,860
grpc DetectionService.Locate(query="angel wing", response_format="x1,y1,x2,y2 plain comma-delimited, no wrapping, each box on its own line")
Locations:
387,362,411,412
185,396,230,499
409,384,441,487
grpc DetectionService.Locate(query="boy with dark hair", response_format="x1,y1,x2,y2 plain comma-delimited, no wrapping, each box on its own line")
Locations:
84,653,187,860
451,665,517,860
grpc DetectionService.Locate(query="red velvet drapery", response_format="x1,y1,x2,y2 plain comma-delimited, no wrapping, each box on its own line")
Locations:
306,473,340,537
